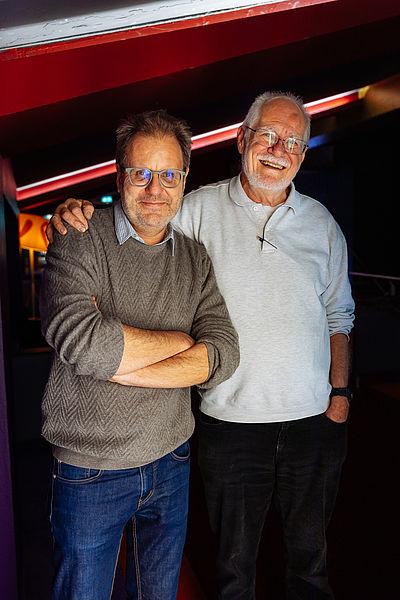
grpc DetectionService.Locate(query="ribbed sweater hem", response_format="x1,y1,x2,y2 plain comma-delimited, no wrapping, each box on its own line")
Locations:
52,430,193,470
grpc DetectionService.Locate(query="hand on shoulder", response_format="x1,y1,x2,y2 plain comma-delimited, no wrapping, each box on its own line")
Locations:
46,198,95,243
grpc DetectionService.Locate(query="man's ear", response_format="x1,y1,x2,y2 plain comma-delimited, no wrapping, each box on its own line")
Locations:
299,148,307,167
182,167,189,192
237,126,246,155
116,165,123,193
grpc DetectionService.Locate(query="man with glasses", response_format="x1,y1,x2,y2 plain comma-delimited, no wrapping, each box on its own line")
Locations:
40,109,239,600
47,92,354,599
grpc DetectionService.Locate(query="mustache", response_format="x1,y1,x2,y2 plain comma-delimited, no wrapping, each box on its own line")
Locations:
257,153,290,169
137,192,170,204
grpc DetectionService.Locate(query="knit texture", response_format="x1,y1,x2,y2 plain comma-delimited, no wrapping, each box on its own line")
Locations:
40,205,239,469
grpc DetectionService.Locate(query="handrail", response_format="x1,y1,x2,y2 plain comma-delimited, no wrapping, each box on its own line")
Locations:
350,272,400,282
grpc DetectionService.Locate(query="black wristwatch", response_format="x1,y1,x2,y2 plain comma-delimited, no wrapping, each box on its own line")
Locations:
330,387,352,402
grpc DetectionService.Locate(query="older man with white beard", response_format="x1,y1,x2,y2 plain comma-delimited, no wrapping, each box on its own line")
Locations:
47,91,355,600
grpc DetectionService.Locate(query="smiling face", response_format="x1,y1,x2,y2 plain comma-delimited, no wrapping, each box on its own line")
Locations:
238,98,308,204
117,133,187,244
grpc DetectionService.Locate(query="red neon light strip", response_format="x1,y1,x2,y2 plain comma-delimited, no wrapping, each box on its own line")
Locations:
16,163,116,201
306,90,360,115
191,123,242,151
16,89,360,201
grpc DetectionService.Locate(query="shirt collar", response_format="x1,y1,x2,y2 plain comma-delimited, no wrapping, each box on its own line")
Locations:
114,201,175,255
229,174,301,214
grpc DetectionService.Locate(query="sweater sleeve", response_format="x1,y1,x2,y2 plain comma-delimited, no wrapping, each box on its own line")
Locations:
40,225,124,380
321,223,355,337
190,246,240,389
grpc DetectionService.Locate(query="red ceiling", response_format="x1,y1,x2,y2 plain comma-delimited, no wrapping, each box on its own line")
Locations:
1,0,399,118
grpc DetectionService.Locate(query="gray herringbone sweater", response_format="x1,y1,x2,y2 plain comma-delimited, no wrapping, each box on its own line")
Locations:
40,207,239,469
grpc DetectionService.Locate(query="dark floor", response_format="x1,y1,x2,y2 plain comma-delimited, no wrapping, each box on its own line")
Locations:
13,375,399,600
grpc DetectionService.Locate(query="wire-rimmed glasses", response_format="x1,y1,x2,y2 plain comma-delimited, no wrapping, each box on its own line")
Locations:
245,126,308,155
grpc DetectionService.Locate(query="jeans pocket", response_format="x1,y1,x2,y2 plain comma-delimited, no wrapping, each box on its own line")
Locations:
170,441,191,462
54,459,103,484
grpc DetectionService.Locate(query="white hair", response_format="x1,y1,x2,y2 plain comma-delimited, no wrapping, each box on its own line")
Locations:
242,91,311,142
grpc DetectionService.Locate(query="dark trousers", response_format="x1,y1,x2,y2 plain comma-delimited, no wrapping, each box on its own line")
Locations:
197,412,347,600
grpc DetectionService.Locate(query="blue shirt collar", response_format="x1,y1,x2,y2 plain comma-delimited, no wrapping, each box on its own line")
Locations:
114,201,175,255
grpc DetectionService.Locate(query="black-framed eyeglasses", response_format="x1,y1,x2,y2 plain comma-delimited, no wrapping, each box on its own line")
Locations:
245,126,308,155
124,166,187,189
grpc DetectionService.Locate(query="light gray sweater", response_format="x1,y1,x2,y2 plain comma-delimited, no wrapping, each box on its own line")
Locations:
40,205,239,469
173,175,355,423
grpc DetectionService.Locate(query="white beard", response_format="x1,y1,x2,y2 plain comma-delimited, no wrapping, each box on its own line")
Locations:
242,157,292,193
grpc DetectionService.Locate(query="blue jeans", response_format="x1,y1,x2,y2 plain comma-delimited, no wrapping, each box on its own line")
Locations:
50,441,190,600
198,413,347,600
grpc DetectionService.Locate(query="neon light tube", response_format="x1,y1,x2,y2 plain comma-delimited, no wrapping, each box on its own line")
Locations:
16,89,362,201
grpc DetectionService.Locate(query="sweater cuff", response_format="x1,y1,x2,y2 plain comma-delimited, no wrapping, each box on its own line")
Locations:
74,317,124,380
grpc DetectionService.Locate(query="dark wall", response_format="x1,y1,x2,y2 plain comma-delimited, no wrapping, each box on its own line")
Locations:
340,110,400,277
0,158,18,600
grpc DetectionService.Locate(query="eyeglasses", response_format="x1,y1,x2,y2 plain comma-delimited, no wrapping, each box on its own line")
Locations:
245,126,308,155
124,166,186,189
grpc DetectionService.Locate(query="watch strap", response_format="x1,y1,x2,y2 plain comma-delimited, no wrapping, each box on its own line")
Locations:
330,386,352,400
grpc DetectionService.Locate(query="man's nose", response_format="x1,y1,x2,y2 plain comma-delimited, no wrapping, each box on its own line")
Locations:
147,173,163,193
269,138,286,156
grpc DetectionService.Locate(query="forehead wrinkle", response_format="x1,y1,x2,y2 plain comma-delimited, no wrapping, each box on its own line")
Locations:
257,116,306,138
257,124,305,140
126,133,184,169
258,100,307,139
